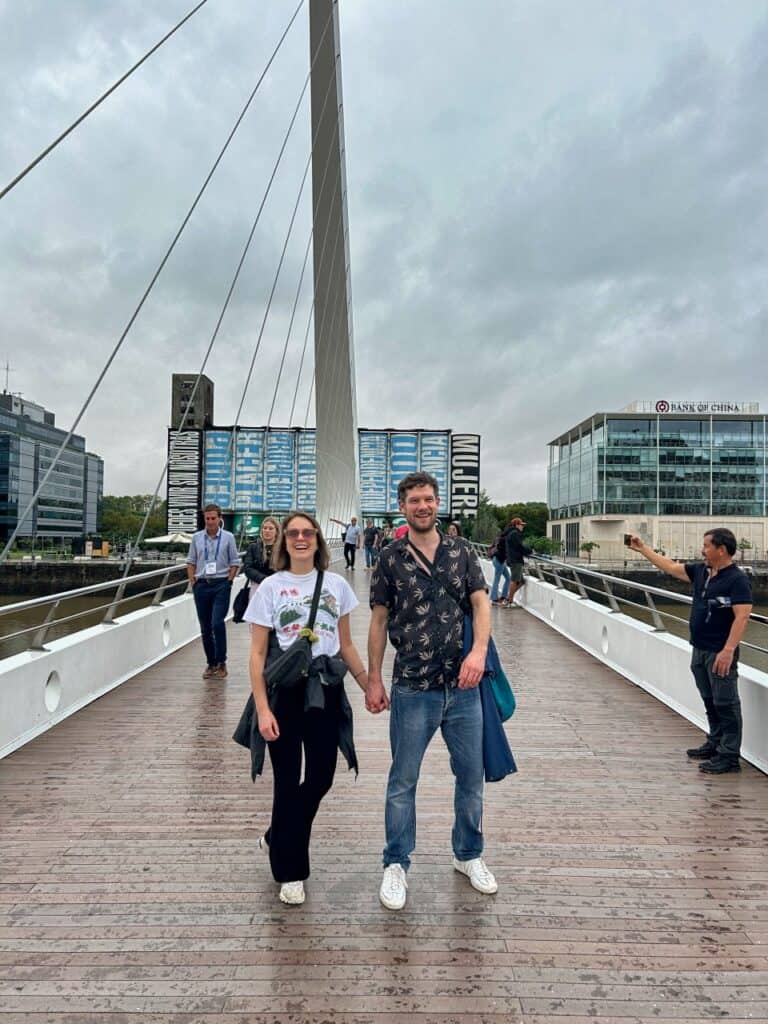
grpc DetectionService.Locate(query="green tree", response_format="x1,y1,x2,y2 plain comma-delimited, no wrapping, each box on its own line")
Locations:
468,490,501,544
101,495,167,546
580,540,600,563
737,537,752,563
527,535,562,556
491,501,548,537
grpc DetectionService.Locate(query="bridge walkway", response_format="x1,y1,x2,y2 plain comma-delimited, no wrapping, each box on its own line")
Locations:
1,571,767,1022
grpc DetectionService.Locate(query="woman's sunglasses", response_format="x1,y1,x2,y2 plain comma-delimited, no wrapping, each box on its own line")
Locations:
284,528,318,540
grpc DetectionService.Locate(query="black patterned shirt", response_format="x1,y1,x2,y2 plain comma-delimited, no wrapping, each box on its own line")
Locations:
370,534,487,690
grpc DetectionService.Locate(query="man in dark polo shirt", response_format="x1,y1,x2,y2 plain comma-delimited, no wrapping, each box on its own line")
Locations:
366,471,493,910
629,528,752,774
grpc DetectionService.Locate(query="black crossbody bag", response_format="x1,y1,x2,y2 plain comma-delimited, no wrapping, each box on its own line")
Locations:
262,570,324,690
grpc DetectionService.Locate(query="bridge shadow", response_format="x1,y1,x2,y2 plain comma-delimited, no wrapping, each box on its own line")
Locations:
1,568,767,1021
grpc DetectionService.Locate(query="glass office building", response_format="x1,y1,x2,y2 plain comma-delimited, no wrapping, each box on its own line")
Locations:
0,393,103,545
547,402,767,558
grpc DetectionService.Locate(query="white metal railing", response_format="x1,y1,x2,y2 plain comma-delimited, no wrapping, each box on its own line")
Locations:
0,564,191,655
475,548,768,774
474,545,768,659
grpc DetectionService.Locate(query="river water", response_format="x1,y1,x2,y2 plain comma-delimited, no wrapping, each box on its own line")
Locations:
0,581,189,661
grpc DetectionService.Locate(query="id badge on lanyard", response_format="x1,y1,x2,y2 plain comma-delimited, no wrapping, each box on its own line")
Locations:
203,533,222,576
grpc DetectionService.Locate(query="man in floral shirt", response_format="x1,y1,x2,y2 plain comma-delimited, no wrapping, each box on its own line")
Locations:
367,471,494,911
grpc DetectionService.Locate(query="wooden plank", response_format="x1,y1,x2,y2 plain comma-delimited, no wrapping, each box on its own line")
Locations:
0,576,767,1020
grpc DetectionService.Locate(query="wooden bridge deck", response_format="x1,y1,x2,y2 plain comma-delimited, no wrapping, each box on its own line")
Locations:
2,571,768,1023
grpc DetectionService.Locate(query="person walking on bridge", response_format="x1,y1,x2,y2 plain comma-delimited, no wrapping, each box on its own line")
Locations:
366,471,496,911
628,528,752,774
244,512,368,905
186,504,241,679
503,516,531,607
330,516,361,570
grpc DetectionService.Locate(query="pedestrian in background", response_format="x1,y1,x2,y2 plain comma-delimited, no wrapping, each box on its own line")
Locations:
628,528,752,774
243,517,280,599
186,504,241,679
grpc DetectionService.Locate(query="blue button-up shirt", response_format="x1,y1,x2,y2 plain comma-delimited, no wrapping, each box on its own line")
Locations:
186,528,240,580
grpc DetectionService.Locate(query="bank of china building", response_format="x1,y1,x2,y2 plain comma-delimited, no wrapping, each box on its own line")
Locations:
547,401,767,559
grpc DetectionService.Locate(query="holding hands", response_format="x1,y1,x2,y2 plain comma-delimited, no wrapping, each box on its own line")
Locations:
365,675,390,714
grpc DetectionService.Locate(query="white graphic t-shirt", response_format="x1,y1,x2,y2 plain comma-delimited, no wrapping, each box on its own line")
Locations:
244,569,358,657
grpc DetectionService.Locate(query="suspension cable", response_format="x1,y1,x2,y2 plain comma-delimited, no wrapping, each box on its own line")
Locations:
0,0,211,202
128,4,336,562
125,31,326,569
0,0,306,565
235,159,342,545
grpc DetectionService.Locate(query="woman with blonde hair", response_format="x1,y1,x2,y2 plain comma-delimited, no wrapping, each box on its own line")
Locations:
243,516,280,598
243,511,368,905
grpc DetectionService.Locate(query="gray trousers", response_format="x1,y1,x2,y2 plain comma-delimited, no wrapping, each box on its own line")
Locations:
690,647,742,761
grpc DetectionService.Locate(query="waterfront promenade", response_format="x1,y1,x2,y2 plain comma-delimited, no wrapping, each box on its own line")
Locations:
1,574,767,1022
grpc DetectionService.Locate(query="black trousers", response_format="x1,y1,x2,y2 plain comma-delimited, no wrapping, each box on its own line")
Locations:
690,647,742,762
265,686,340,882
343,542,357,567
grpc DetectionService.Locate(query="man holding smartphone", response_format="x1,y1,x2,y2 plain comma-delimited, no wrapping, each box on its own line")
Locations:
627,528,752,774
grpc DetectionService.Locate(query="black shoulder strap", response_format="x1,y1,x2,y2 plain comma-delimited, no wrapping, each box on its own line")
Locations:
409,539,473,613
307,570,324,630
407,542,435,576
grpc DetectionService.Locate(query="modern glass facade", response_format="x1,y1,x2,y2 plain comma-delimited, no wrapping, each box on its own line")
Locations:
548,412,767,520
0,394,103,543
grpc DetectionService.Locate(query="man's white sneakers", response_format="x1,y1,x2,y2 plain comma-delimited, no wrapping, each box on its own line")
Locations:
279,881,305,905
379,864,408,910
453,857,498,894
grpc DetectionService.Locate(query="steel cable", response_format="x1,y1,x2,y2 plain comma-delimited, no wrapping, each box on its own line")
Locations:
0,0,306,564
0,0,211,202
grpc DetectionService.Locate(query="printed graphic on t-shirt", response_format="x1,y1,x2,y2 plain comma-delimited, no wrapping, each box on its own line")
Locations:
274,586,341,642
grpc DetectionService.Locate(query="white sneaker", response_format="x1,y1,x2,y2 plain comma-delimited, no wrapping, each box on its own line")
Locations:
379,864,408,910
453,856,498,894
279,881,305,905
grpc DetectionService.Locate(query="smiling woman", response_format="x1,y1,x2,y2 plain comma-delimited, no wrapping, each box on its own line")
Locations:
240,510,369,907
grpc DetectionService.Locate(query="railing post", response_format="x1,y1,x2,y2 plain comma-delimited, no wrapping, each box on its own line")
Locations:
102,581,128,624
602,577,620,612
152,569,173,607
644,591,666,631
552,568,565,589
30,600,61,650
571,568,589,600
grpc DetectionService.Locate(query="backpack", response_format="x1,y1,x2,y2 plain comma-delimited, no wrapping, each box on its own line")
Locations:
488,532,506,561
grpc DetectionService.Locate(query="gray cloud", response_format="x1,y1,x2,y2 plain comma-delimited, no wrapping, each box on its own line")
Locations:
1,0,766,505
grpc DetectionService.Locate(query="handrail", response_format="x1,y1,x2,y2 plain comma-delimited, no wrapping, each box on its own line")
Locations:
473,545,768,656
0,563,192,654
2,544,346,657
0,563,190,618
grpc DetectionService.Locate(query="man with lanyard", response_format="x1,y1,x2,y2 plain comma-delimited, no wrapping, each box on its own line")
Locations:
186,504,241,679
628,527,752,774
366,471,494,910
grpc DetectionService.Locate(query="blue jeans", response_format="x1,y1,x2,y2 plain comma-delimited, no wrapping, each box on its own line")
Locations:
193,578,232,666
364,543,377,567
490,557,510,601
383,683,484,870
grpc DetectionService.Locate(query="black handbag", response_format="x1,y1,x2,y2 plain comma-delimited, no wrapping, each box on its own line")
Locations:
262,571,324,690
232,583,250,624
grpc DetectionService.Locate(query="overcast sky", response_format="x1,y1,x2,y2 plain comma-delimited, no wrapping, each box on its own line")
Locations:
2,0,767,504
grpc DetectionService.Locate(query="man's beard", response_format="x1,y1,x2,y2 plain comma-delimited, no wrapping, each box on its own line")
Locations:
405,510,437,533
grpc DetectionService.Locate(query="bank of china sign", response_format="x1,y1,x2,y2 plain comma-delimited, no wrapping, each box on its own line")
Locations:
654,400,755,414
